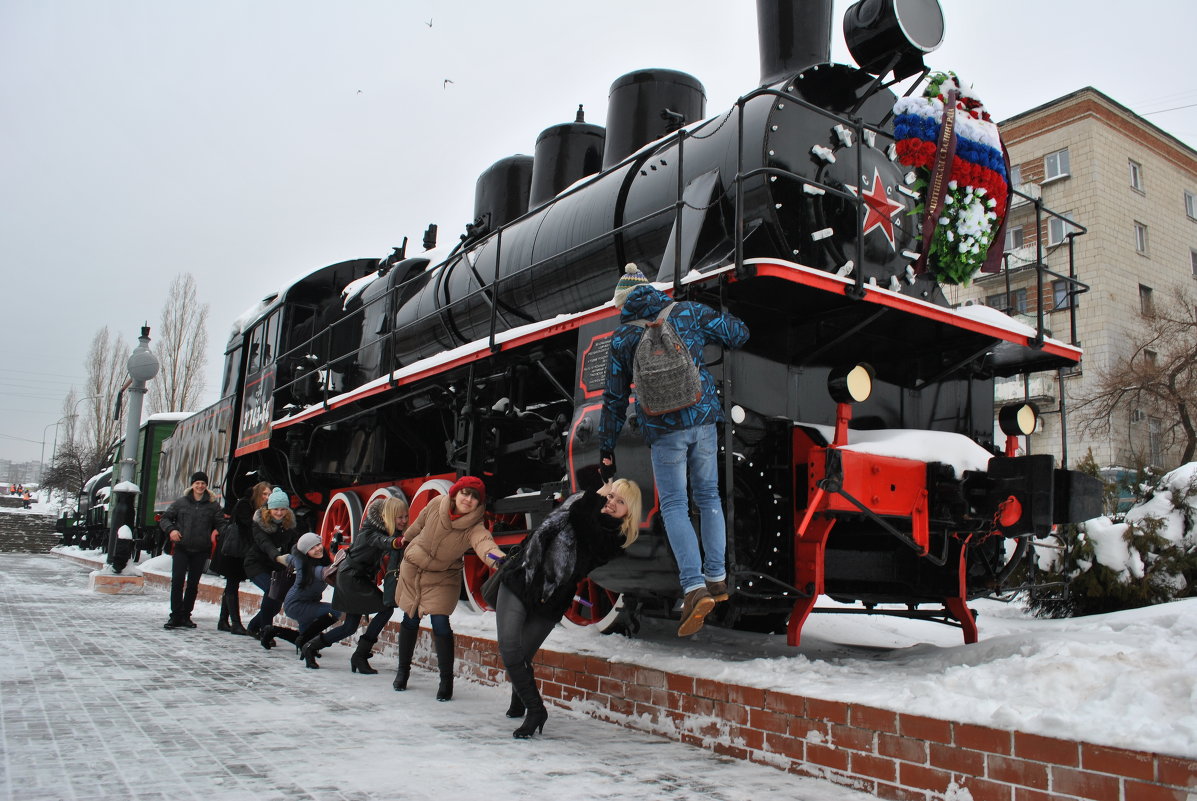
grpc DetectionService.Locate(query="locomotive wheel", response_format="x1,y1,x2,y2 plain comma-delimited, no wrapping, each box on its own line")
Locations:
320,491,362,553
559,580,640,635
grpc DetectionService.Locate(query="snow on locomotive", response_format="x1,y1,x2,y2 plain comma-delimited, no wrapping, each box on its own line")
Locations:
155,0,1100,644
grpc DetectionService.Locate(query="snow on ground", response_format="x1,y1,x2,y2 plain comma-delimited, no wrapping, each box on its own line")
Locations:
49,534,1197,761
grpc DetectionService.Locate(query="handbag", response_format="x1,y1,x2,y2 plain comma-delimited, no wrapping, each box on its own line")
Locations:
323,549,348,587
480,544,522,608
267,565,295,600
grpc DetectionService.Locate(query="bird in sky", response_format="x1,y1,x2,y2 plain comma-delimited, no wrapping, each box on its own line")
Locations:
443,79,454,89
425,18,433,27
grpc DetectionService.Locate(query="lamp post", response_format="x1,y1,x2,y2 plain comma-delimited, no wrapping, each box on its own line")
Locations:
107,327,159,572
39,421,57,485
46,394,98,503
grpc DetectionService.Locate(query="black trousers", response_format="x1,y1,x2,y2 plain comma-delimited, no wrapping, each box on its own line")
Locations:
494,584,557,679
170,549,208,620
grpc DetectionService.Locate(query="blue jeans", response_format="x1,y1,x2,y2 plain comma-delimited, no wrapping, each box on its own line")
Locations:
400,612,452,637
650,424,727,593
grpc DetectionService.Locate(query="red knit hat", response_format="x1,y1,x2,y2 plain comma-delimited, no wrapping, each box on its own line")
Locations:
449,475,486,503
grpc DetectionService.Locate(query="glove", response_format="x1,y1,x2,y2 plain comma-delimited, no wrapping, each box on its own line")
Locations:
599,451,616,481
275,554,289,566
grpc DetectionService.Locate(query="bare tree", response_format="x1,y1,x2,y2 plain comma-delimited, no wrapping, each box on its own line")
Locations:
149,273,209,414
81,328,130,458
1074,287,1197,465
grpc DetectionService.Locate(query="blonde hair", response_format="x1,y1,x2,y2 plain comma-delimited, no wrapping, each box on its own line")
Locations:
610,478,642,547
380,496,410,536
251,481,273,509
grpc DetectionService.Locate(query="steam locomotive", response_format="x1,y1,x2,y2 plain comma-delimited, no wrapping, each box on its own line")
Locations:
154,0,1100,645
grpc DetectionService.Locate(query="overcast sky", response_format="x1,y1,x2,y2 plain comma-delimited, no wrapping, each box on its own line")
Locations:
3,0,1196,467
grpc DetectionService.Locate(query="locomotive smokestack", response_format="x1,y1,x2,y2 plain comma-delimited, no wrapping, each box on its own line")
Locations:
756,0,833,86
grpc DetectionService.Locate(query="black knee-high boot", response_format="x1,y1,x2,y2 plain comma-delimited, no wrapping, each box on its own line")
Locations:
350,635,379,675
301,633,327,669
393,625,417,691
295,613,336,656
433,632,455,701
218,596,231,632
508,659,547,739
506,660,532,717
226,593,248,635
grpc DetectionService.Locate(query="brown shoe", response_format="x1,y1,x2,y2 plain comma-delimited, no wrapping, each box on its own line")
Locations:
706,580,729,602
677,587,715,637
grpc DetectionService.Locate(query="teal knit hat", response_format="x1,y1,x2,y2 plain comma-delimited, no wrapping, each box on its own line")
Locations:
612,263,649,308
267,487,290,509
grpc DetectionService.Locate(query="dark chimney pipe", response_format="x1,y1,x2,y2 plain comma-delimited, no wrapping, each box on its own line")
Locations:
756,0,834,86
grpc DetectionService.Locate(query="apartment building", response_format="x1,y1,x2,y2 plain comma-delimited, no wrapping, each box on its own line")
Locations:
948,87,1197,472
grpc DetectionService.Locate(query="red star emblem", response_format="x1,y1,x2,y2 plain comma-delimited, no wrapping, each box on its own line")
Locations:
847,167,905,250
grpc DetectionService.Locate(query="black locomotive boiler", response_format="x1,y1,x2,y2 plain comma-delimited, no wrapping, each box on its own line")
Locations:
156,0,1100,644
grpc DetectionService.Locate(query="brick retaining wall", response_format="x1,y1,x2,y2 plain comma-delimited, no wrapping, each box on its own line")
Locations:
54,550,1197,801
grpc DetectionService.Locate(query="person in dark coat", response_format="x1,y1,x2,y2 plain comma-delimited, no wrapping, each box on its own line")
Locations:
213,480,270,635
495,465,641,738
244,487,299,641
301,495,409,674
159,471,224,630
598,266,749,637
284,533,338,668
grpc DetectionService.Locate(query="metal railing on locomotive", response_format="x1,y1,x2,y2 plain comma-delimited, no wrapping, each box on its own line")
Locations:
266,81,1093,601
991,191,1090,468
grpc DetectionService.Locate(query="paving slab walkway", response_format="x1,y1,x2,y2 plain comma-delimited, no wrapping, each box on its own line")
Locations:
0,554,874,801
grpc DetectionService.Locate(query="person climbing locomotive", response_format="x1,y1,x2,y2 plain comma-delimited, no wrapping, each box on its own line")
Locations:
244,487,299,642
393,476,505,700
598,264,749,637
309,495,410,674
213,480,271,636
494,464,642,739
160,471,225,630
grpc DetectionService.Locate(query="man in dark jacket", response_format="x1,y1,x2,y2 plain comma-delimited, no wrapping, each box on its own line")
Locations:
598,264,749,637
159,471,224,629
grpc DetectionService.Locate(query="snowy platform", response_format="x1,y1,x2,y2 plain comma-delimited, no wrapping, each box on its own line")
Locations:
48,546,1197,801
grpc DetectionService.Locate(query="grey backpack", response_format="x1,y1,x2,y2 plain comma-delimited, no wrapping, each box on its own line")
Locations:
629,303,702,415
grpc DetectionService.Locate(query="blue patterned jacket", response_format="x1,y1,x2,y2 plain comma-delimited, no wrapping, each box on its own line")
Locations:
599,285,749,452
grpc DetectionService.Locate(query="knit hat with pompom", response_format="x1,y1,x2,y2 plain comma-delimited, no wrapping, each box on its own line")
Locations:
612,263,649,308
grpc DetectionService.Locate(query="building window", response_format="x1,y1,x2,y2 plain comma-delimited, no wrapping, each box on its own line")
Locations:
1186,190,1196,220
1129,159,1143,192
986,288,1027,314
1191,248,1197,278
1004,225,1025,252
1009,164,1022,187
1044,148,1070,181
1134,221,1148,255
1048,212,1076,246
1052,279,1073,310
1144,348,1158,366
1148,416,1163,466
1139,284,1153,315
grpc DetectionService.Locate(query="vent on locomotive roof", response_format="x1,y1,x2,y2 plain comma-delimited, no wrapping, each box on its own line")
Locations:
756,0,833,86
602,68,705,170
472,154,534,234
528,105,606,210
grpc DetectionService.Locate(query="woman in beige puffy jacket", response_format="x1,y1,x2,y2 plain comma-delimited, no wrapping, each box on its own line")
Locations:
393,475,504,701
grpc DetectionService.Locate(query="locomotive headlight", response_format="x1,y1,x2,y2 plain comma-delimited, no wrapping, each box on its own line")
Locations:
998,403,1039,437
843,0,945,79
828,363,874,404
730,405,747,424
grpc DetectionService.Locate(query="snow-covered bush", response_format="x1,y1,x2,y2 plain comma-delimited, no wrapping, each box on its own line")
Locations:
1028,462,1197,618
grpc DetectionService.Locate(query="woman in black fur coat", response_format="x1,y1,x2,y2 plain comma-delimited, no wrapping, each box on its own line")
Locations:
494,465,642,739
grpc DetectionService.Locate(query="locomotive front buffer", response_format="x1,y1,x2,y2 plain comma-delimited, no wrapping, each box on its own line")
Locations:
787,365,1102,647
